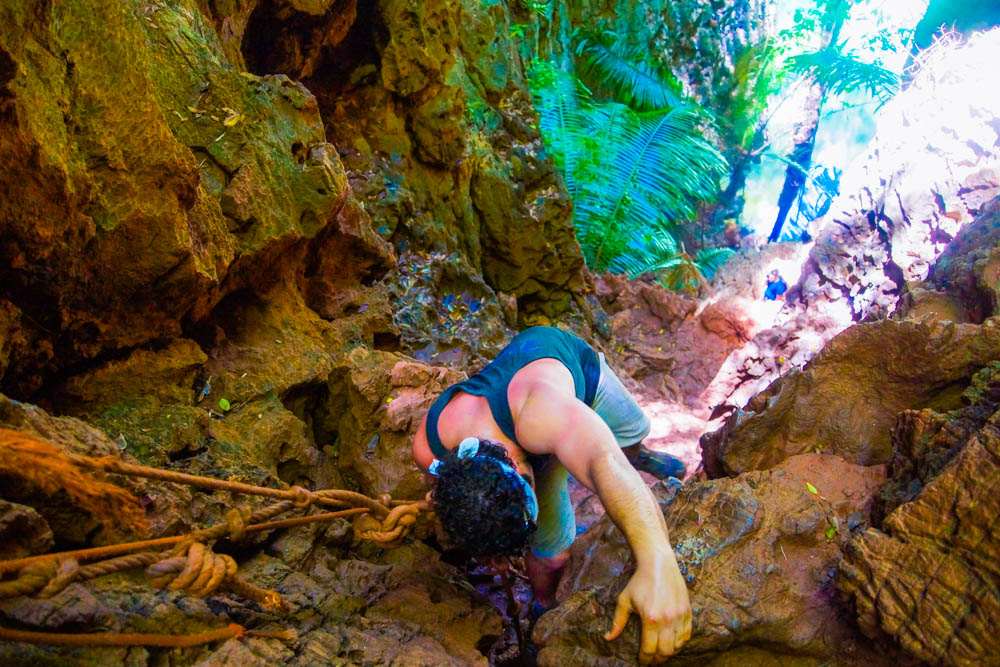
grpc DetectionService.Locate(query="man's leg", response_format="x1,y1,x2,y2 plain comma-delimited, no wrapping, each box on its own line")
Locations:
591,352,686,480
525,548,570,608
622,443,687,480
528,457,576,608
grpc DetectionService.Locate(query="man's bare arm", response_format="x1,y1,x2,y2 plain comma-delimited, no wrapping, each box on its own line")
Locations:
514,384,692,664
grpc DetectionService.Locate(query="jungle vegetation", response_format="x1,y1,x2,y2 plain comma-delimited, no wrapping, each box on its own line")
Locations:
523,0,910,291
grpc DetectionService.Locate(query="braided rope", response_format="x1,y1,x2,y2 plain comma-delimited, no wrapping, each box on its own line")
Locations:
0,434,435,648
68,455,391,517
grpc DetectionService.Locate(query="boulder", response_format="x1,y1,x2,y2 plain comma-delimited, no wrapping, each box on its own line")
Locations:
838,364,1000,666
701,318,1000,477
535,454,889,665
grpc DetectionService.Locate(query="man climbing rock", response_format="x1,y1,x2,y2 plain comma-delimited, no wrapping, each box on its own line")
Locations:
412,326,692,664
764,269,787,301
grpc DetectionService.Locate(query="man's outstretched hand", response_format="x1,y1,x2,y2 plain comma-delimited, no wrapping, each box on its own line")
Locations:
604,555,692,665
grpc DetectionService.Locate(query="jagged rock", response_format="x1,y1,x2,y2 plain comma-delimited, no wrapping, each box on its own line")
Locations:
326,348,466,499
388,250,511,368
247,0,590,332
0,0,392,397
0,500,53,560
837,365,1000,666
701,318,1000,477
535,454,889,665
897,197,1000,325
0,539,501,666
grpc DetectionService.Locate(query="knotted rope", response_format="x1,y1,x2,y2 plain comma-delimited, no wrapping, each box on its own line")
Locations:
0,436,436,647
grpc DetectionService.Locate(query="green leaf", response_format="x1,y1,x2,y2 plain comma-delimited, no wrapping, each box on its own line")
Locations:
806,482,818,495
219,398,231,411
825,525,836,539
785,49,898,102
573,30,684,112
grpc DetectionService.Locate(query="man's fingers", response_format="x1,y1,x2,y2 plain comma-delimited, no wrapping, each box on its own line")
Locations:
667,612,692,660
604,595,631,641
678,610,693,646
638,621,660,666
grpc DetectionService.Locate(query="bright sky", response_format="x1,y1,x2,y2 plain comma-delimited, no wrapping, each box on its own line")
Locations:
742,0,930,237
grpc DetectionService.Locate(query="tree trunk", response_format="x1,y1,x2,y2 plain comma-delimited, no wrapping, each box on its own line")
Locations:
767,0,848,243
768,84,821,242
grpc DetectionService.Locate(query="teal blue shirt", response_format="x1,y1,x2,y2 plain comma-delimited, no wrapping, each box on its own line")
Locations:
425,326,600,459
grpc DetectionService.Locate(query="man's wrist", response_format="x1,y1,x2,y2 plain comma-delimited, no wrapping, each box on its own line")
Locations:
634,543,678,572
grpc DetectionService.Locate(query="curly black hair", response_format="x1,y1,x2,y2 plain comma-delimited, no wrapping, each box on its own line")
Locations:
430,439,537,558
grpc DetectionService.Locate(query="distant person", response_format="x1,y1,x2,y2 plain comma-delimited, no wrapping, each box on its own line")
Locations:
412,326,691,663
764,269,787,301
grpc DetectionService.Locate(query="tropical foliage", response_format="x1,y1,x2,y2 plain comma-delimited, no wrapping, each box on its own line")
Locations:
784,49,898,101
530,45,729,280
573,31,684,112
639,244,735,294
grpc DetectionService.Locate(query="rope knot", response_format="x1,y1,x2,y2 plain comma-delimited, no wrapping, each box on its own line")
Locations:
146,542,236,597
38,557,80,598
352,503,422,548
290,486,316,508
225,505,253,542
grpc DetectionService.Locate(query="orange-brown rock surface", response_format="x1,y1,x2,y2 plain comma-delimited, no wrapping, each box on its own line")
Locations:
535,454,891,665
837,364,1000,666
701,318,1000,477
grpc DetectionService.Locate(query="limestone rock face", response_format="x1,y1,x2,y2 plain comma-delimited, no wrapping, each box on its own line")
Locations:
701,318,1000,477
838,365,1000,666
897,197,1000,325
535,454,889,665
232,0,589,340
0,0,393,396
326,349,466,499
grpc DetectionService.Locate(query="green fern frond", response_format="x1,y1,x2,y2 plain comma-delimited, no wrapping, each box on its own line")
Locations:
574,31,684,111
786,49,898,101
577,104,727,271
629,244,733,294
693,247,735,278
530,60,592,198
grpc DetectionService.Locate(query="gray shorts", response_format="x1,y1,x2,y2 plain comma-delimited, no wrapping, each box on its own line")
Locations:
531,353,649,557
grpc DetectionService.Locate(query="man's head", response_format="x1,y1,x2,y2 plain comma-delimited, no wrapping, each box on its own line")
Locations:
429,438,537,558
767,269,781,283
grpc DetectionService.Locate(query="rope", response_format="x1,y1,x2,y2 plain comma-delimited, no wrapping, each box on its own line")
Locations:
67,454,392,517
0,502,433,600
0,507,378,578
0,623,246,647
0,439,437,648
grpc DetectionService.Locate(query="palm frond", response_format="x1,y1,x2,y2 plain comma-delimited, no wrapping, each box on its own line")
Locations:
580,105,726,271
786,49,898,101
530,58,727,276
530,60,591,198
574,31,684,112
628,244,734,294
694,247,735,279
